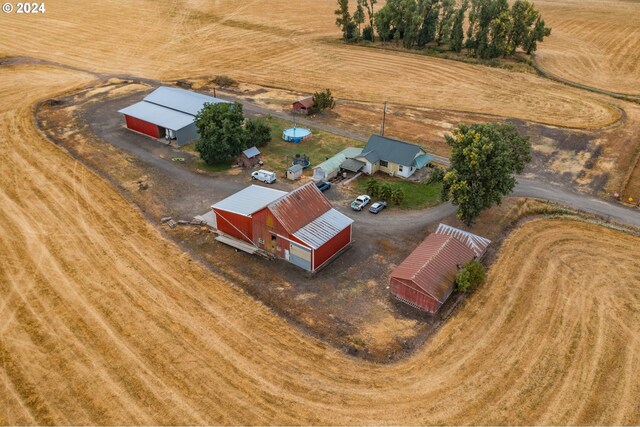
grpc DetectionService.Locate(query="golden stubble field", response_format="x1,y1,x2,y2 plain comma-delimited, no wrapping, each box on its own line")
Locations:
535,0,640,96
0,0,626,129
1,64,640,425
1,0,640,424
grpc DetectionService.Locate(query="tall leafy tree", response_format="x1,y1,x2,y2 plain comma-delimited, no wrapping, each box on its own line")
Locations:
450,1,468,52
335,0,357,41
354,1,366,39
524,16,551,54
360,0,378,41
435,0,456,46
508,0,538,55
195,102,247,165
442,122,531,225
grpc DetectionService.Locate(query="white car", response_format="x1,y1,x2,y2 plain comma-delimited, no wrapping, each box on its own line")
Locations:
251,169,276,184
351,195,371,211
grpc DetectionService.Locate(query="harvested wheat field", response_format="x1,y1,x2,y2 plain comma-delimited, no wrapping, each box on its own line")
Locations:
1,65,639,425
0,0,622,129
535,0,640,96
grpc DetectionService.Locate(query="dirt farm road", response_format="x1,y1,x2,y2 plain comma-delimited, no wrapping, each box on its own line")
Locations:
77,82,640,231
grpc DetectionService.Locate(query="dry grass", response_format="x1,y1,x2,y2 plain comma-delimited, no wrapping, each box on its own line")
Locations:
0,0,623,129
1,65,640,425
535,0,640,95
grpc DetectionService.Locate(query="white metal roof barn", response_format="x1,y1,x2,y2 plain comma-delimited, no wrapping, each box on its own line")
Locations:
118,86,229,145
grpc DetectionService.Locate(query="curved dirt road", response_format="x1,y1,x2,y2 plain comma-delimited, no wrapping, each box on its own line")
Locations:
1,65,639,425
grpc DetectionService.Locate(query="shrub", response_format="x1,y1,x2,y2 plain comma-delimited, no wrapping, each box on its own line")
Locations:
312,89,336,112
244,118,271,147
456,259,486,292
362,26,374,41
365,178,380,197
211,75,237,87
428,167,445,184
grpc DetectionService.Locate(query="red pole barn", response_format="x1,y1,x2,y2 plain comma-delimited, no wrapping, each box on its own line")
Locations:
390,224,491,313
212,183,353,272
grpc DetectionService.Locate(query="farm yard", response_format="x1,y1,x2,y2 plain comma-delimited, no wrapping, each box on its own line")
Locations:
1,0,640,425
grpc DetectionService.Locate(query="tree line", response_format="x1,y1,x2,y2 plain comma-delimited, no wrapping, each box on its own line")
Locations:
335,0,551,58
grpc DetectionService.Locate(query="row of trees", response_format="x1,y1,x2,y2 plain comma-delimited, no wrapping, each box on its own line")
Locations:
335,0,551,58
365,178,405,205
194,102,271,165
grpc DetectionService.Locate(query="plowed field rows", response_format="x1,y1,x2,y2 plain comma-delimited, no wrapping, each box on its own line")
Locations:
536,0,640,95
1,65,639,425
0,0,621,129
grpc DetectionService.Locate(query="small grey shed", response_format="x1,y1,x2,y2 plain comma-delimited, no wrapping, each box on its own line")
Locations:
286,164,304,181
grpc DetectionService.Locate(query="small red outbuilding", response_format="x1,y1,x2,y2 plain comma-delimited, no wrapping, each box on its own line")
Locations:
292,97,314,115
390,224,490,313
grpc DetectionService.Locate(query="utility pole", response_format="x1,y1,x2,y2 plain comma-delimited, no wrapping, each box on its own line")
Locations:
380,101,388,136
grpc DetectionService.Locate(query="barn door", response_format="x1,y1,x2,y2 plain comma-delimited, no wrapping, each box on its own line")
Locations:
289,242,312,271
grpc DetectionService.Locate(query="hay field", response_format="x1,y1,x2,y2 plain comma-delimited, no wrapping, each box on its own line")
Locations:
0,0,621,129
535,0,640,95
1,65,639,425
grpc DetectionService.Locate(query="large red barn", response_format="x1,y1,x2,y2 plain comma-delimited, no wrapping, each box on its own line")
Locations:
212,183,353,272
390,224,490,313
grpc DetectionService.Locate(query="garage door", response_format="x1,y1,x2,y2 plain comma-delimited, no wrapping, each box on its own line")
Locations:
289,242,312,271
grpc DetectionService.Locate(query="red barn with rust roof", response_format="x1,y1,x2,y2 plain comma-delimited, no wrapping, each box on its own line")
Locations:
292,97,314,115
390,224,491,313
212,183,353,272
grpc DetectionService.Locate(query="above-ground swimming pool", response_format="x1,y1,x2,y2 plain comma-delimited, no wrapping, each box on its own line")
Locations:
282,127,312,143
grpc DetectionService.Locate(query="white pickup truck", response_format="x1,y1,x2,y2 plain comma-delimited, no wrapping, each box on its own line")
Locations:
251,169,277,184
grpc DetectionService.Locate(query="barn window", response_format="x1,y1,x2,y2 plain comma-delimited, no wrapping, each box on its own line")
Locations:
399,165,404,172
380,160,389,167
271,235,277,242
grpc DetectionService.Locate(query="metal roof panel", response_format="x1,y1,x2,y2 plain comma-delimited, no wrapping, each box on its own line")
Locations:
268,183,333,234
391,234,476,303
435,223,492,258
144,86,230,116
212,185,287,216
118,101,195,130
293,208,353,249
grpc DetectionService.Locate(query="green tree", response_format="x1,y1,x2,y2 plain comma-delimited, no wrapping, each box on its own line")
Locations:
442,122,531,225
524,16,551,54
450,1,468,52
195,102,247,165
456,259,485,292
244,118,271,148
354,1,366,39
508,0,538,55
313,89,336,112
360,0,378,41
391,187,405,205
380,182,394,200
435,0,456,46
335,0,357,41
365,178,380,197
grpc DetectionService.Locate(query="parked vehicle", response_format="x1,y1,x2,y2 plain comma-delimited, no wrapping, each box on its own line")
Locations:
251,169,277,184
351,195,371,211
316,180,331,192
369,201,387,214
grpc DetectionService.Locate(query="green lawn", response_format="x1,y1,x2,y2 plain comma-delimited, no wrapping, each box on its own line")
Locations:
177,116,363,177
356,176,443,210
258,116,364,174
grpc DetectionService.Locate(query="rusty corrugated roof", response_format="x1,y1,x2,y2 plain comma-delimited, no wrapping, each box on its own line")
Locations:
294,97,314,108
268,183,332,234
391,234,476,304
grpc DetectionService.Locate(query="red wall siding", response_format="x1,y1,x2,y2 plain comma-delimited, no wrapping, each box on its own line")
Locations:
390,278,441,313
252,208,292,259
213,209,253,243
125,115,159,138
313,225,352,271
